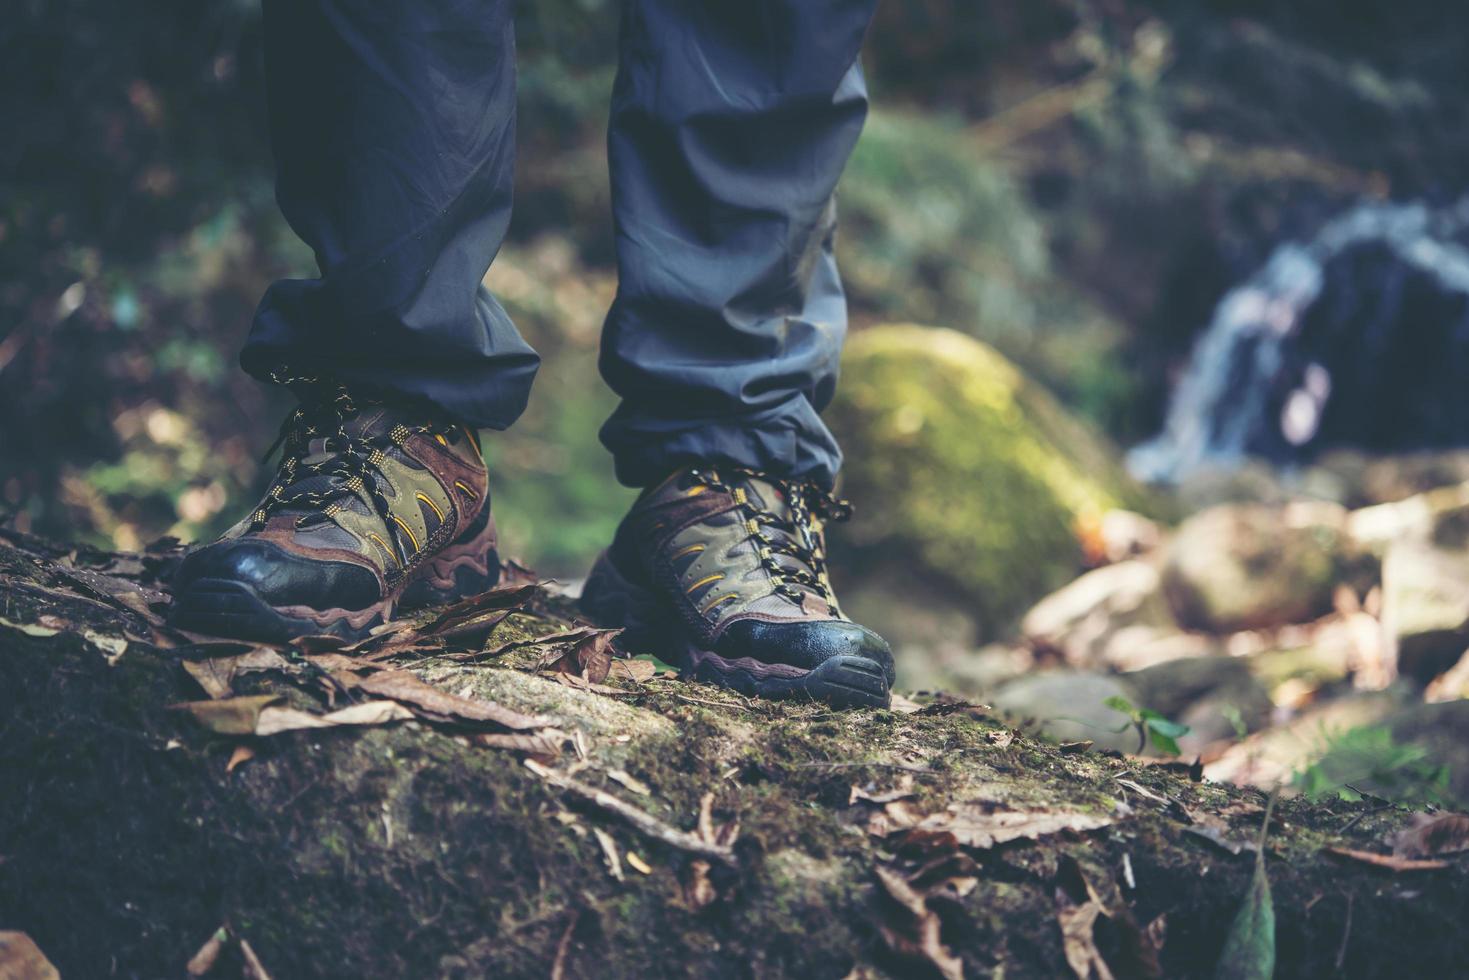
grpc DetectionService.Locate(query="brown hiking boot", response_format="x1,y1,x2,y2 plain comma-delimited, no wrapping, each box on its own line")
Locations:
580,467,894,708
168,379,498,642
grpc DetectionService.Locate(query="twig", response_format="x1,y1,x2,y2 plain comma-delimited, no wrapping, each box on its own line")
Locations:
1334,892,1354,972
550,909,579,980
673,694,744,710
1338,802,1394,834
796,761,934,775
524,759,735,865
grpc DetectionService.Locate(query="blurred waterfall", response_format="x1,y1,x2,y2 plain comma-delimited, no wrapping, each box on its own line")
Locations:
1130,198,1469,483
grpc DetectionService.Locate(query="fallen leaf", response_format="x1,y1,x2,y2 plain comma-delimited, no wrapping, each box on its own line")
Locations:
1216,814,1275,980
253,700,415,736
607,769,653,796
0,931,59,980
626,851,652,875
1060,740,1094,754
986,729,1016,749
1391,812,1469,859
682,791,740,910
473,731,567,756
888,693,924,714
849,776,917,806
592,827,624,882
1325,846,1450,872
916,804,1113,850
226,745,257,774
873,865,964,980
543,629,621,684
497,558,540,588
417,583,538,637
186,926,229,976
169,694,284,735
1056,884,1113,980
0,616,60,638
182,648,293,699
355,669,553,730
1185,814,1258,856
607,658,656,683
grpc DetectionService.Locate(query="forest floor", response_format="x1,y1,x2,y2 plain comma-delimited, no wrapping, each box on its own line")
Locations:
3,527,1468,979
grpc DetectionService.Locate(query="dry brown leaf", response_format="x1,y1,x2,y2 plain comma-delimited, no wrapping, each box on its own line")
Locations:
181,648,293,699
986,729,1016,748
607,658,656,683
1056,889,1114,980
0,931,60,980
682,791,740,910
888,693,924,714
1184,813,1258,856
849,776,917,806
1060,740,1095,754
1391,812,1469,859
186,926,229,976
544,629,621,684
169,694,283,735
592,827,624,882
607,769,653,796
917,804,1113,850
1326,846,1450,872
254,700,415,736
226,745,257,774
473,731,567,756
873,866,965,980
418,583,538,636
355,669,553,730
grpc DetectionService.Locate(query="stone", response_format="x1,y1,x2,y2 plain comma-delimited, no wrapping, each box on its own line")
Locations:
990,671,1139,752
1161,501,1360,633
827,325,1151,641
1020,560,1173,667
1379,538,1469,684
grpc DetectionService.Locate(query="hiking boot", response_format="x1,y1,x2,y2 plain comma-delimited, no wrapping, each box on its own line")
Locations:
580,467,894,708
168,378,498,642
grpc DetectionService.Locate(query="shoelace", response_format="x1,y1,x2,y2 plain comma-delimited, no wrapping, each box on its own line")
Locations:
251,372,448,563
683,467,853,604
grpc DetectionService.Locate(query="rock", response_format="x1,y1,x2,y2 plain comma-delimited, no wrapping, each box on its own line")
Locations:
1096,624,1219,672
1204,691,1407,790
990,671,1139,752
1125,656,1273,756
1385,699,1469,803
1348,481,1469,555
827,325,1150,640
1020,560,1173,667
1380,538,1469,684
1161,501,1361,632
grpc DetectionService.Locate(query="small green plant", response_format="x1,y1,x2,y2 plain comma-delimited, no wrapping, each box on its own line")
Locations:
1293,724,1450,805
1103,696,1191,756
1220,703,1249,741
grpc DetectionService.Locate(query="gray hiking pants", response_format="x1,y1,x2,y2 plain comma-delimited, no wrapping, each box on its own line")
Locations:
242,0,877,488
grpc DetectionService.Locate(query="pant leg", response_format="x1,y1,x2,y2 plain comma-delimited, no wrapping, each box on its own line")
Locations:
599,0,877,489
243,0,538,429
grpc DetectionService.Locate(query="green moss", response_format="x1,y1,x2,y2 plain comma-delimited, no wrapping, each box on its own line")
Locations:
828,325,1149,636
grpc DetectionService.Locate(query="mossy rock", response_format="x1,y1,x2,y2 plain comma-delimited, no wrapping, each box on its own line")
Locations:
828,324,1150,638
5,532,1469,978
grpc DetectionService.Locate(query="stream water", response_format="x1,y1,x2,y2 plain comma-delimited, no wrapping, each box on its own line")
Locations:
1130,198,1469,482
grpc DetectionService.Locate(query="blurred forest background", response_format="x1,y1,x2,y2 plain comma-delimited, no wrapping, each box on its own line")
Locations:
5,0,1469,652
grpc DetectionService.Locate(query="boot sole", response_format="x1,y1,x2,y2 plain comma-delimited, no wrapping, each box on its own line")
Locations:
168,513,500,644
580,550,891,710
